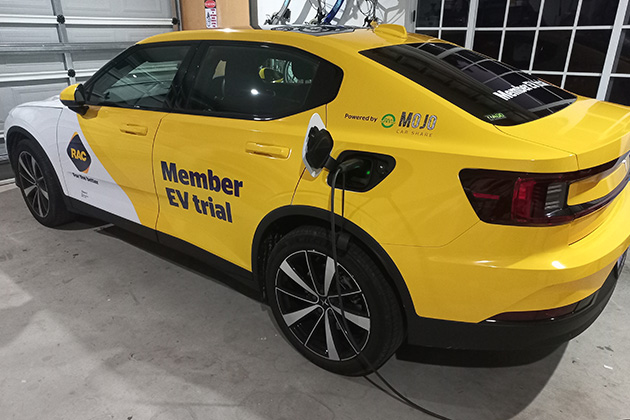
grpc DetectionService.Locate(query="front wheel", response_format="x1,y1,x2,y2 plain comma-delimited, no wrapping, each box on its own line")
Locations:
14,139,74,227
265,226,404,376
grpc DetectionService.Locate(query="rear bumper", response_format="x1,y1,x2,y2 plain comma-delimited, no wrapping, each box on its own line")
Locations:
405,259,622,350
384,181,630,323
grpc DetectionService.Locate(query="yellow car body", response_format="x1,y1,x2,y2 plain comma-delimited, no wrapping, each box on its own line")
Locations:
8,24,630,374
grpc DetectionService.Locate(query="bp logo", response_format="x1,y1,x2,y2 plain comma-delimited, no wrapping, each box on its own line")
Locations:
67,133,91,173
381,114,396,128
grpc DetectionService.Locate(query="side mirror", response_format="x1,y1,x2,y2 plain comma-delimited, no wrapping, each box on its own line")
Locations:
60,83,88,115
303,125,334,177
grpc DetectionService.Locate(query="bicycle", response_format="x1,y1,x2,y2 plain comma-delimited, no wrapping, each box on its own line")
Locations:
265,0,292,25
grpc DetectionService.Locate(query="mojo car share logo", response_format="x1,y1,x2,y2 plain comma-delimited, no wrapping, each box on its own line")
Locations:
381,114,396,128
399,111,438,130
67,133,91,173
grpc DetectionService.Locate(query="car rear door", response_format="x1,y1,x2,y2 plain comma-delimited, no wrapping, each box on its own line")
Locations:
56,42,195,229
152,41,343,270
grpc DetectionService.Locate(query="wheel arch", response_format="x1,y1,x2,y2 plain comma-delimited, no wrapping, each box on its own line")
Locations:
252,205,416,327
6,126,39,172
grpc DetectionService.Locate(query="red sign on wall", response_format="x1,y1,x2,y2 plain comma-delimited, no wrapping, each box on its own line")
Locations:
204,0,218,28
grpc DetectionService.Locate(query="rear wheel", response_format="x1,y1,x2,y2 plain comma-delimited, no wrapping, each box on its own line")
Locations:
14,139,74,227
265,225,403,376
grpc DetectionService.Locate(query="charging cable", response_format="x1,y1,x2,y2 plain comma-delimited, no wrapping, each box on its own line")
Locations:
329,165,454,420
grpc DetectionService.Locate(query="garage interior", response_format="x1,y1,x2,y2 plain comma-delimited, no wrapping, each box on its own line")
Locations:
1,1,629,419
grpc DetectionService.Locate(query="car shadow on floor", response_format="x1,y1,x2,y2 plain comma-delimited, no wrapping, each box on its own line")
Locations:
95,224,564,367
55,215,111,231
372,343,567,420
92,222,568,420
94,223,262,302
0,200,567,420
396,343,561,367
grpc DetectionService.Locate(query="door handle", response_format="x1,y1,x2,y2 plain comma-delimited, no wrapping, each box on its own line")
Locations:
119,124,148,136
245,142,290,159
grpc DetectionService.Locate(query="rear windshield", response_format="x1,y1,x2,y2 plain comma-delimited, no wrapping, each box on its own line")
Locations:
360,42,577,126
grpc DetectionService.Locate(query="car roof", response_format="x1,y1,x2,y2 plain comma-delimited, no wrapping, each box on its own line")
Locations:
138,25,439,55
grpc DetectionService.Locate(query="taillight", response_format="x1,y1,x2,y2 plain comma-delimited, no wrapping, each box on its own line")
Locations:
460,155,629,226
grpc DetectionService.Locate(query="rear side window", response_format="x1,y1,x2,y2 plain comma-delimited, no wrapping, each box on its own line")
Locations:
183,43,343,119
86,44,191,109
361,42,577,126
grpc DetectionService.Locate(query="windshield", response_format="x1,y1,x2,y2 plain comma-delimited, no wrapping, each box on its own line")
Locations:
360,42,577,126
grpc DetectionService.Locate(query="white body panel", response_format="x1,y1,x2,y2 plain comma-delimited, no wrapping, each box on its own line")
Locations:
4,97,65,192
5,98,141,224
55,108,141,223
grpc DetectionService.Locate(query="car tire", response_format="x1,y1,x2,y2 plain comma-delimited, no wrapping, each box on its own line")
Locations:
265,225,404,376
14,139,74,227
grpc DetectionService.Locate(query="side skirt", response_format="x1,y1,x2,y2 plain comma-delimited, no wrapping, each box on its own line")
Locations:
67,197,260,300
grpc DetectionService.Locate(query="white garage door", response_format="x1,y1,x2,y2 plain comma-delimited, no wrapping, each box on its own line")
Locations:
0,0,177,160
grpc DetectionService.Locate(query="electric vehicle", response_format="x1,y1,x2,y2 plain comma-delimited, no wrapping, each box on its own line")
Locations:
5,25,630,376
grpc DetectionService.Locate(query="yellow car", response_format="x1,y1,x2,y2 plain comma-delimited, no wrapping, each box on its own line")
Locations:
5,24,630,376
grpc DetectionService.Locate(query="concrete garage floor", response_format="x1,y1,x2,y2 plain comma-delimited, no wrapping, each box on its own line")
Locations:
0,183,629,420
0,161,14,183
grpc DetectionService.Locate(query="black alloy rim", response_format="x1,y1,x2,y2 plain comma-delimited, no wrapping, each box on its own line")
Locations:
18,151,50,218
274,249,371,361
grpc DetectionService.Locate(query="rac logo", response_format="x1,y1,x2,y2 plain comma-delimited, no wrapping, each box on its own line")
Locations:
71,149,87,161
67,133,91,173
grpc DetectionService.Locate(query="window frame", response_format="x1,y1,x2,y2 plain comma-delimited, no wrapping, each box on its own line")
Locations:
173,40,344,121
82,41,200,112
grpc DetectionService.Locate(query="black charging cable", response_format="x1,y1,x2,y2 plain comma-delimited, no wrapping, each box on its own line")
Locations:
329,166,454,420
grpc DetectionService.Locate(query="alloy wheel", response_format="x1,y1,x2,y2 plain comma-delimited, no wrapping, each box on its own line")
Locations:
274,249,371,361
18,151,50,219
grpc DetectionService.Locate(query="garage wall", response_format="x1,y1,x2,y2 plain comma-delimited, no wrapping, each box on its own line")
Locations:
0,0,178,161
181,0,250,30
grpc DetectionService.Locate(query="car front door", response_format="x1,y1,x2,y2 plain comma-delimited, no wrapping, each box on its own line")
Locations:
152,42,343,270
56,43,194,229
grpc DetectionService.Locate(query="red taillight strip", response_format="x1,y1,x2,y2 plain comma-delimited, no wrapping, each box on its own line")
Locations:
511,178,536,221
459,153,630,226
568,160,630,218
473,192,500,200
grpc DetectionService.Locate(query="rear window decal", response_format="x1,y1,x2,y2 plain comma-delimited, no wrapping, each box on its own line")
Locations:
493,80,550,101
361,42,576,126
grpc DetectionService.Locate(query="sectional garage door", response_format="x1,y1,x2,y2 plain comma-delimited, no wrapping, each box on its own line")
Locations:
0,0,177,160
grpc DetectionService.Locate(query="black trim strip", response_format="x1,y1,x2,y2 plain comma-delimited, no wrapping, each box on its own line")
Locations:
5,126,35,170
68,197,157,241
67,198,259,298
157,231,255,287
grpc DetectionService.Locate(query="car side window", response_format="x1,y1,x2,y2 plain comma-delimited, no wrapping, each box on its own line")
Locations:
184,43,342,118
85,44,191,110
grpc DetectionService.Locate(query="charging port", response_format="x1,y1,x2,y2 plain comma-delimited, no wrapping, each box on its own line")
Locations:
327,151,396,192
